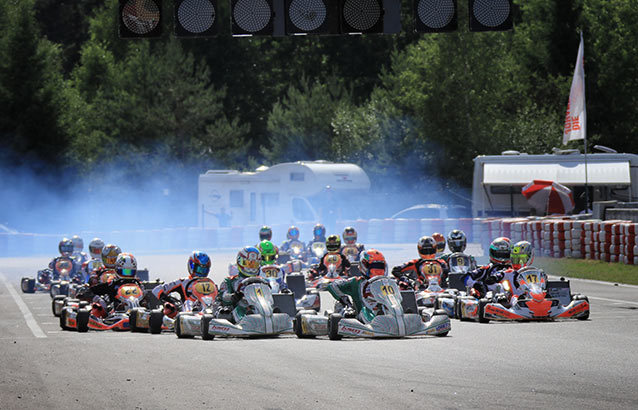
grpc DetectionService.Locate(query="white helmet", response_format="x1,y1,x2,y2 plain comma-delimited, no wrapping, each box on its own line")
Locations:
71,235,84,253
115,253,137,278
88,238,105,259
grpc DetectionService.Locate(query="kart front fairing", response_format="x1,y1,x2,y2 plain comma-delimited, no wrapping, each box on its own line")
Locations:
205,281,293,336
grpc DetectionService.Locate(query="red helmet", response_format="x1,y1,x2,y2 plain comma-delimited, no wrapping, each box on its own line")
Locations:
431,233,446,254
287,226,300,240
359,249,387,279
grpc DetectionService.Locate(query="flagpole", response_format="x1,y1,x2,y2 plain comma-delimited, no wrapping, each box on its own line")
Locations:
584,136,589,213
581,31,589,213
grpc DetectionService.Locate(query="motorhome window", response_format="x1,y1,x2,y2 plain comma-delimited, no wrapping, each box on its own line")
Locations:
290,172,304,181
230,190,244,208
292,198,314,221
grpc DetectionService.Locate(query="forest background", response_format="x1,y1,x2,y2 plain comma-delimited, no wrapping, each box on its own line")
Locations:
1,0,637,231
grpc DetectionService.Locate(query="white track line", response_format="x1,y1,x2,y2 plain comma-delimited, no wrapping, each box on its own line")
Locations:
588,296,638,306
0,274,47,338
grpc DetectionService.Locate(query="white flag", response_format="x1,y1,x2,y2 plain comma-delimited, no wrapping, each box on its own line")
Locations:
563,32,586,144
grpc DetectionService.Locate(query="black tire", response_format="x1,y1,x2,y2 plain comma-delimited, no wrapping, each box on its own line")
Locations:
129,308,142,332
328,313,342,340
201,314,215,340
52,296,66,317
454,298,461,320
21,278,35,293
59,283,69,296
59,308,70,330
77,308,89,332
574,295,590,320
149,310,163,334
175,315,194,339
478,298,490,324
79,301,89,309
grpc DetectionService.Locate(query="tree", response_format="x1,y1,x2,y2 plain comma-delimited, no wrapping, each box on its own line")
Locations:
0,0,69,169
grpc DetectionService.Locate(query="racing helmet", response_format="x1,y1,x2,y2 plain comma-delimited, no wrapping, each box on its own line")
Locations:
313,224,326,240
188,251,211,278
115,253,137,278
287,226,300,241
342,226,357,245
101,244,122,269
417,236,437,260
58,238,74,257
359,249,387,279
326,234,341,252
447,230,467,253
236,246,261,277
431,233,446,254
489,237,511,265
511,241,534,270
259,226,272,241
88,238,105,259
71,235,84,253
258,240,277,265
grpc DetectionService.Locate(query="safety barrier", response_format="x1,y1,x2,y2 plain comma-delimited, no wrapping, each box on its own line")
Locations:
0,217,489,257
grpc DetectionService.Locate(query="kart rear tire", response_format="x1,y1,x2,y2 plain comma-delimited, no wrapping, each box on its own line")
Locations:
149,310,163,334
129,308,143,332
175,316,194,339
59,283,69,296
478,298,490,324
433,309,447,317
328,313,342,341
60,308,70,331
52,295,66,317
201,314,215,340
21,277,35,293
77,308,90,333
574,295,590,320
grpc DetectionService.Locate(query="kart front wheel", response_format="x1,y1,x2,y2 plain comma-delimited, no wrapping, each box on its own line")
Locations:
328,313,342,341
77,309,89,333
21,277,35,293
60,308,70,331
129,308,142,332
149,310,163,334
52,296,66,317
201,314,215,340
478,299,490,324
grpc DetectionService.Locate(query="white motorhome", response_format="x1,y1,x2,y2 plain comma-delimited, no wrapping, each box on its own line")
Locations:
472,150,638,217
198,161,371,228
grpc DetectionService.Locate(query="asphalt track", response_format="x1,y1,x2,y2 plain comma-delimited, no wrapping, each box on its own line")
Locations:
1,244,638,409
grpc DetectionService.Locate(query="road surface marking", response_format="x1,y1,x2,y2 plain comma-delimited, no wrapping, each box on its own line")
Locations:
0,274,47,338
589,296,638,306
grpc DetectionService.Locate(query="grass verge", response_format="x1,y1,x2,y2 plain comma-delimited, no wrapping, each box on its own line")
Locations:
535,257,638,286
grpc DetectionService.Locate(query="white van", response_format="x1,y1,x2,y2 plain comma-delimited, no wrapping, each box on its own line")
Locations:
472,150,638,217
198,161,371,228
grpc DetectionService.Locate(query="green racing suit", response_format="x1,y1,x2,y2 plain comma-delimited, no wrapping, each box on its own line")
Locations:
327,277,378,324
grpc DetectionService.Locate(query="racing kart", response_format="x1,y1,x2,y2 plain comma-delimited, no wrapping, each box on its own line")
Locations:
452,268,590,322
59,281,146,332
277,240,306,264
197,277,294,339
21,257,77,294
294,276,451,339
129,277,217,335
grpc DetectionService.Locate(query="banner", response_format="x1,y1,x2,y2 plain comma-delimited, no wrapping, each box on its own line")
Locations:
563,32,586,144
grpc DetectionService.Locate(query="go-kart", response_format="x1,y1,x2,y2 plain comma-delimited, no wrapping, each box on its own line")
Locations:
295,276,451,339
306,254,350,290
198,277,294,339
454,268,590,322
129,277,217,335
52,273,160,318
21,257,77,294
307,242,327,265
277,240,306,264
59,281,146,332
